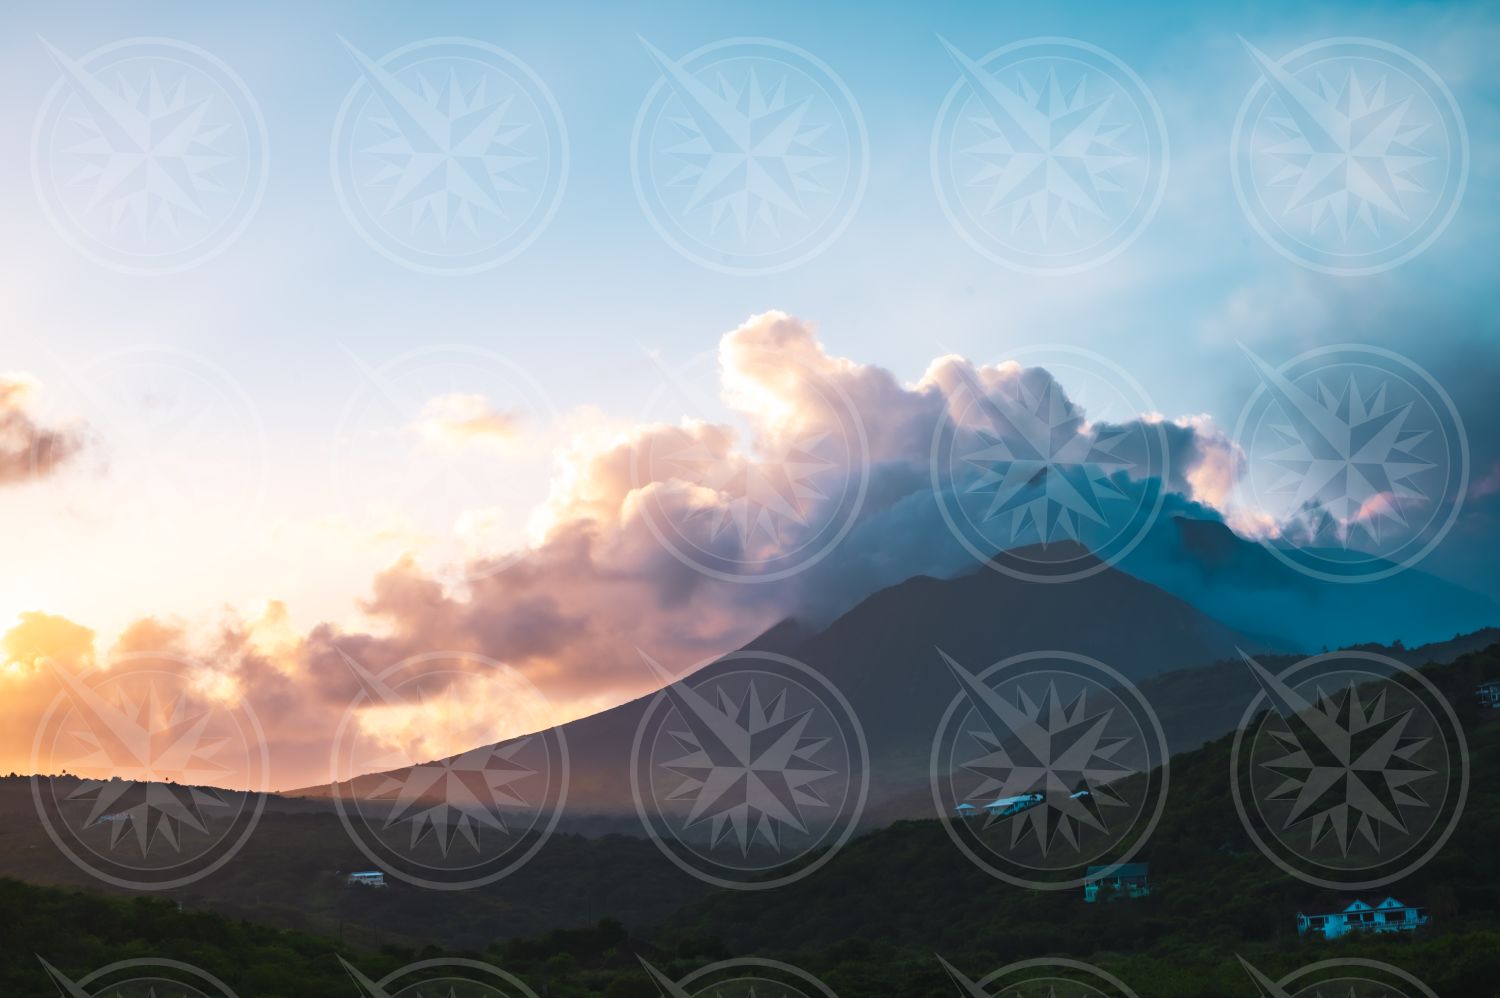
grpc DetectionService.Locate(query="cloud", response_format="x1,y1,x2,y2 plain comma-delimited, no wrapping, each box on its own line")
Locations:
1470,460,1500,501
271,314,1249,774
0,312,1265,789
414,392,521,448
0,373,85,485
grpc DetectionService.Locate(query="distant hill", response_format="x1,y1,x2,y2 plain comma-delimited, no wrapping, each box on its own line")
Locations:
292,533,1500,828
647,644,1500,998
866,626,1497,824
5,645,1499,998
1120,516,1500,651
1131,625,1500,755
292,544,1264,817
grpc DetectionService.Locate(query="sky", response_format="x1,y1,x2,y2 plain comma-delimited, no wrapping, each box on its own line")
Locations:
1,0,1498,789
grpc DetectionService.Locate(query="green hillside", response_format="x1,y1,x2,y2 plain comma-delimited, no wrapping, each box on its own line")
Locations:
637,645,1500,996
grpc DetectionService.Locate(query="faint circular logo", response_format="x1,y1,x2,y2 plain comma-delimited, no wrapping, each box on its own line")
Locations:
631,650,869,890
1231,650,1467,890
638,957,838,998
631,37,868,275
331,37,568,274
930,345,1168,583
932,37,1168,275
330,344,558,586
931,651,1168,889
1231,37,1468,275
341,956,540,998
328,649,567,890
39,957,240,998
31,37,268,275
28,345,269,558
632,345,869,583
939,956,1141,998
1238,956,1437,998
29,651,269,891
1232,344,1468,583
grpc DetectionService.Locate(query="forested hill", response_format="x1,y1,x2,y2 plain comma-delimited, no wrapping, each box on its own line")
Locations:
643,643,1500,996
4,646,1500,997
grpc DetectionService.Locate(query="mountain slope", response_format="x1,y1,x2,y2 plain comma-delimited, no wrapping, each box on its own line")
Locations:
297,545,1263,816
654,646,1500,987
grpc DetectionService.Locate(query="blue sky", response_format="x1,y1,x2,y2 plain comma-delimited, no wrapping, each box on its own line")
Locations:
2,0,1498,643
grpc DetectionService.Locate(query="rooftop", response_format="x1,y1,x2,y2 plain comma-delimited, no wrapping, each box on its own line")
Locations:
1085,863,1149,879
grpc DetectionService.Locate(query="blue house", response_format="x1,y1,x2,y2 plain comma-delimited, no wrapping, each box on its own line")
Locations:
1477,680,1500,709
984,793,1044,817
974,790,1090,820
1083,863,1150,902
347,870,387,888
1297,897,1428,939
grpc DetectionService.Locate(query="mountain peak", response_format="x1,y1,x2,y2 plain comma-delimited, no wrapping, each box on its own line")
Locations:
1171,516,1245,568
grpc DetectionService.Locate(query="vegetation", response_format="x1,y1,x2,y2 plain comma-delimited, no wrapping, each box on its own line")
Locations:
3,646,1498,996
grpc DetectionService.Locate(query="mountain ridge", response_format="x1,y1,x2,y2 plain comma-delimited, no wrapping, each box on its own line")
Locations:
286,551,1269,811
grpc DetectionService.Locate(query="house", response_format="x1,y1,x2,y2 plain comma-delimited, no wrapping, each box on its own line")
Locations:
1083,863,1150,902
1477,680,1500,709
952,803,979,818
979,790,1090,819
347,870,387,888
984,793,1043,817
1296,897,1428,939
